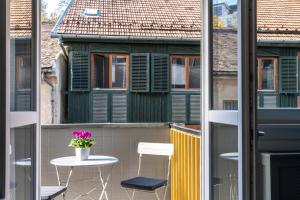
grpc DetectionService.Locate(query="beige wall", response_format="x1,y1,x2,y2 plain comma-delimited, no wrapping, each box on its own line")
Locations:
213,75,237,109
41,124,170,200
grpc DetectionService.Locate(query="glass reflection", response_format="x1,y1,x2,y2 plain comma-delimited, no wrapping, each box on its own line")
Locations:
171,57,186,89
212,0,238,110
9,126,34,200
112,56,127,88
189,57,201,89
211,123,238,200
10,0,34,111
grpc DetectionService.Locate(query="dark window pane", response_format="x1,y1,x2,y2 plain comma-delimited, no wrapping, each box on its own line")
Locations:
93,54,109,88
211,123,238,200
112,56,127,88
171,57,186,89
10,0,34,111
261,60,274,90
189,57,201,89
10,125,35,200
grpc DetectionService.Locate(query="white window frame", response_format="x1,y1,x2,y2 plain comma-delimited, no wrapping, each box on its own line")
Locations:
201,0,255,200
1,0,40,199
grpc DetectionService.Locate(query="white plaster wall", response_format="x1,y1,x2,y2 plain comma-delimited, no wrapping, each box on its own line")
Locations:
41,81,53,124
41,124,170,200
41,52,67,124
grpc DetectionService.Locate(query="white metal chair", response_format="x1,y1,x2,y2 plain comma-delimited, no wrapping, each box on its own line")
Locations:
121,142,174,200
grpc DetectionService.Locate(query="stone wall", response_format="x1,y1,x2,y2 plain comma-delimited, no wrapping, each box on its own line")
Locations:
41,124,170,200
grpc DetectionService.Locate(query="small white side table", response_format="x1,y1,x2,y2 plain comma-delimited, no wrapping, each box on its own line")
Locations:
50,155,119,200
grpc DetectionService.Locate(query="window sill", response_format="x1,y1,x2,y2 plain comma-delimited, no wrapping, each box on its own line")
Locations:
171,89,201,92
92,88,128,91
258,90,277,92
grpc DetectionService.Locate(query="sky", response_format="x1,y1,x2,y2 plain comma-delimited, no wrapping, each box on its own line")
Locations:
45,0,60,14
214,0,238,5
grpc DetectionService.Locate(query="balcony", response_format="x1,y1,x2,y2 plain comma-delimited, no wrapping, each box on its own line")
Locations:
41,123,201,200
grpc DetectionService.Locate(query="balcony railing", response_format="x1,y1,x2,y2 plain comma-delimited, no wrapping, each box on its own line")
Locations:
170,124,201,200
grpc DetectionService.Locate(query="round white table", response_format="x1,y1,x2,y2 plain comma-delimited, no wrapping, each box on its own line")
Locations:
220,152,238,161
50,155,119,200
219,152,238,200
14,158,32,167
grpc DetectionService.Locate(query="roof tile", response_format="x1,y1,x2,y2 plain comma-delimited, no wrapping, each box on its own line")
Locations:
53,0,201,39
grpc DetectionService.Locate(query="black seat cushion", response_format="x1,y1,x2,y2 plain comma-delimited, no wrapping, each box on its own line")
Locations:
41,186,67,200
121,177,167,191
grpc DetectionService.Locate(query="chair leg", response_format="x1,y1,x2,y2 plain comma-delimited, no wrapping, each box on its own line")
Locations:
125,189,135,200
163,185,168,200
155,191,160,200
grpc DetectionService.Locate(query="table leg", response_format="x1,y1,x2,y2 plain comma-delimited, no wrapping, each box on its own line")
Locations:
55,166,73,200
98,165,113,200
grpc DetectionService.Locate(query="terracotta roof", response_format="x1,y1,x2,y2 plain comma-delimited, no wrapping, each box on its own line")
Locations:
41,23,61,69
52,0,201,39
51,0,300,42
10,0,32,38
257,0,300,42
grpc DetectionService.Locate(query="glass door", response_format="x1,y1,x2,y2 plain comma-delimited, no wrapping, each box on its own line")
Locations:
202,0,256,200
0,0,40,199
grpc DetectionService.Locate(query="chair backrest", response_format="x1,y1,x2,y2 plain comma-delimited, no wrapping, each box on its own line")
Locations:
138,142,174,157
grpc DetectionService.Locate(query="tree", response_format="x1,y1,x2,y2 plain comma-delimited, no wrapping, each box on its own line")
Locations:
57,0,70,15
47,0,70,22
58,0,69,9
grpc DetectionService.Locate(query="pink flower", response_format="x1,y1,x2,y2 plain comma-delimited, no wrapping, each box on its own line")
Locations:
72,130,79,138
85,132,92,139
72,130,92,139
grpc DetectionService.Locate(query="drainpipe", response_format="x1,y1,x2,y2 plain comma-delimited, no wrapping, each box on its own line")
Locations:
58,39,69,122
42,72,55,124
59,40,68,61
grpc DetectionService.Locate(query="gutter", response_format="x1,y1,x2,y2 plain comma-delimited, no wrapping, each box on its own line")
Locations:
51,33,201,43
257,38,300,45
51,0,74,35
42,71,55,124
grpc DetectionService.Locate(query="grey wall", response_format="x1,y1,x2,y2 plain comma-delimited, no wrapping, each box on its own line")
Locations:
41,124,170,200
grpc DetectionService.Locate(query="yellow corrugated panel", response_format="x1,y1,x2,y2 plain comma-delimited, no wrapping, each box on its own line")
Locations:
170,128,201,200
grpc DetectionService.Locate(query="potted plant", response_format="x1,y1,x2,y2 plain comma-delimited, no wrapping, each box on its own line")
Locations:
69,130,95,161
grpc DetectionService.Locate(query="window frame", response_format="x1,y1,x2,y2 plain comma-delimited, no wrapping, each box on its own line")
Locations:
257,57,278,91
91,53,129,90
170,55,201,90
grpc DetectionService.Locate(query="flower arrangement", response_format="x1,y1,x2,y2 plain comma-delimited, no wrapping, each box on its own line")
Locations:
69,130,96,148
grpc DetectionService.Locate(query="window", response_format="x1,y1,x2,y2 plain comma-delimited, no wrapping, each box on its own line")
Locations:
213,5,223,16
16,55,32,90
223,100,238,110
257,57,278,91
171,55,200,89
91,53,129,89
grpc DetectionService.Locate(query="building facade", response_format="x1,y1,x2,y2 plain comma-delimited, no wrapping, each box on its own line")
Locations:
50,0,202,124
45,0,300,124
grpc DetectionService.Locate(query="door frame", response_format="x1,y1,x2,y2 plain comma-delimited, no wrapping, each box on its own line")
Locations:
201,0,256,200
1,0,41,199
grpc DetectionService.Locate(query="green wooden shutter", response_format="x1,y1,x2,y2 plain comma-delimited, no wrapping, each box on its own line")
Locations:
280,56,298,93
70,51,90,91
151,54,170,93
130,53,150,92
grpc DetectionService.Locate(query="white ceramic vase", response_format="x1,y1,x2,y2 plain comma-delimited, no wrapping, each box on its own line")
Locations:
75,148,90,161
